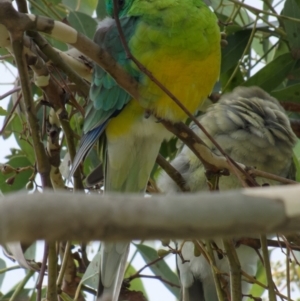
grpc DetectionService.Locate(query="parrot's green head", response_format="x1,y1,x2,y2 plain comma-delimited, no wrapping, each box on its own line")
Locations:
105,0,209,20
105,0,134,17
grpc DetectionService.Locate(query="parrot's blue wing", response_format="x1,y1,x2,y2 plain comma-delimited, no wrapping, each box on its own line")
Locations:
84,16,140,133
69,17,141,178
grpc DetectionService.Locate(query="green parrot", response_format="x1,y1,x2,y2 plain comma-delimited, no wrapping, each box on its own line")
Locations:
157,86,297,301
70,0,221,299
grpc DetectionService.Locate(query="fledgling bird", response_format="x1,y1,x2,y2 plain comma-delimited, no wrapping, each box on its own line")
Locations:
157,86,297,301
69,0,221,300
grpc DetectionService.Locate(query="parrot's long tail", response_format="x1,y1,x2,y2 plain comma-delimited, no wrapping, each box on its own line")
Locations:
98,242,130,301
182,280,206,301
69,122,108,179
98,128,166,301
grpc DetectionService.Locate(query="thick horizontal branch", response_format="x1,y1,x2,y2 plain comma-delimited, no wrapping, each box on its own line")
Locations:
0,185,300,243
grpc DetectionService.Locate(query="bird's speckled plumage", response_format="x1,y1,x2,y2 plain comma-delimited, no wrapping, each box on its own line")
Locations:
70,1,221,300
157,86,297,301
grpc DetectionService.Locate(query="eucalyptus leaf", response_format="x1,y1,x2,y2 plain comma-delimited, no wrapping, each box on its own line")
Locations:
243,53,296,92
282,0,300,54
63,0,98,15
246,260,266,301
96,0,107,19
68,11,98,40
134,243,180,298
0,107,6,116
79,250,100,289
221,29,252,74
9,115,35,164
271,83,300,102
0,258,6,289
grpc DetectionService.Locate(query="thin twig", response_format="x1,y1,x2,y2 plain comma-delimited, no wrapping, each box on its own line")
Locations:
0,92,22,135
260,235,276,301
205,240,226,301
9,270,35,301
36,242,49,301
286,246,291,301
0,54,13,60
248,168,298,185
126,253,167,280
223,239,242,301
0,86,21,100
132,274,180,288
156,154,190,192
57,241,71,289
47,243,58,301
0,265,22,274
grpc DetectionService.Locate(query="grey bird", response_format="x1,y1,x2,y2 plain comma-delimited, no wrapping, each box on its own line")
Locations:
157,86,297,301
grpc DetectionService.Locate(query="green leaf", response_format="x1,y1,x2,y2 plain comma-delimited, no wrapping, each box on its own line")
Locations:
282,0,300,55
0,287,31,301
124,264,147,298
0,155,33,194
221,66,244,92
0,258,6,290
247,260,266,301
270,83,300,102
79,250,100,290
96,0,107,19
68,11,98,40
24,242,37,261
221,29,252,74
63,0,98,15
0,107,7,116
134,243,180,298
273,40,290,60
242,53,296,92
293,152,300,182
251,33,276,64
293,140,300,182
9,115,36,164
45,36,68,52
29,0,66,19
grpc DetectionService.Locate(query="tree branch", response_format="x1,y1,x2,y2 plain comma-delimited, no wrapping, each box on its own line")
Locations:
0,185,300,243
9,25,52,188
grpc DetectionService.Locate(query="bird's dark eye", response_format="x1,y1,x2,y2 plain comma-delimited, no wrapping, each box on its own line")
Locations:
118,0,125,8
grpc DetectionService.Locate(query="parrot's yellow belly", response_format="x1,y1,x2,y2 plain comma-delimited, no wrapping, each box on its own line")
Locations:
139,48,221,121
107,51,220,138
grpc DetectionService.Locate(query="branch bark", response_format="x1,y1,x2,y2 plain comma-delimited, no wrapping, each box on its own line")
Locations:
9,26,52,188
0,185,300,243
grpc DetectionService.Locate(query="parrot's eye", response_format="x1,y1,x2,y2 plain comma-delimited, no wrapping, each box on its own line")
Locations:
118,0,125,8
